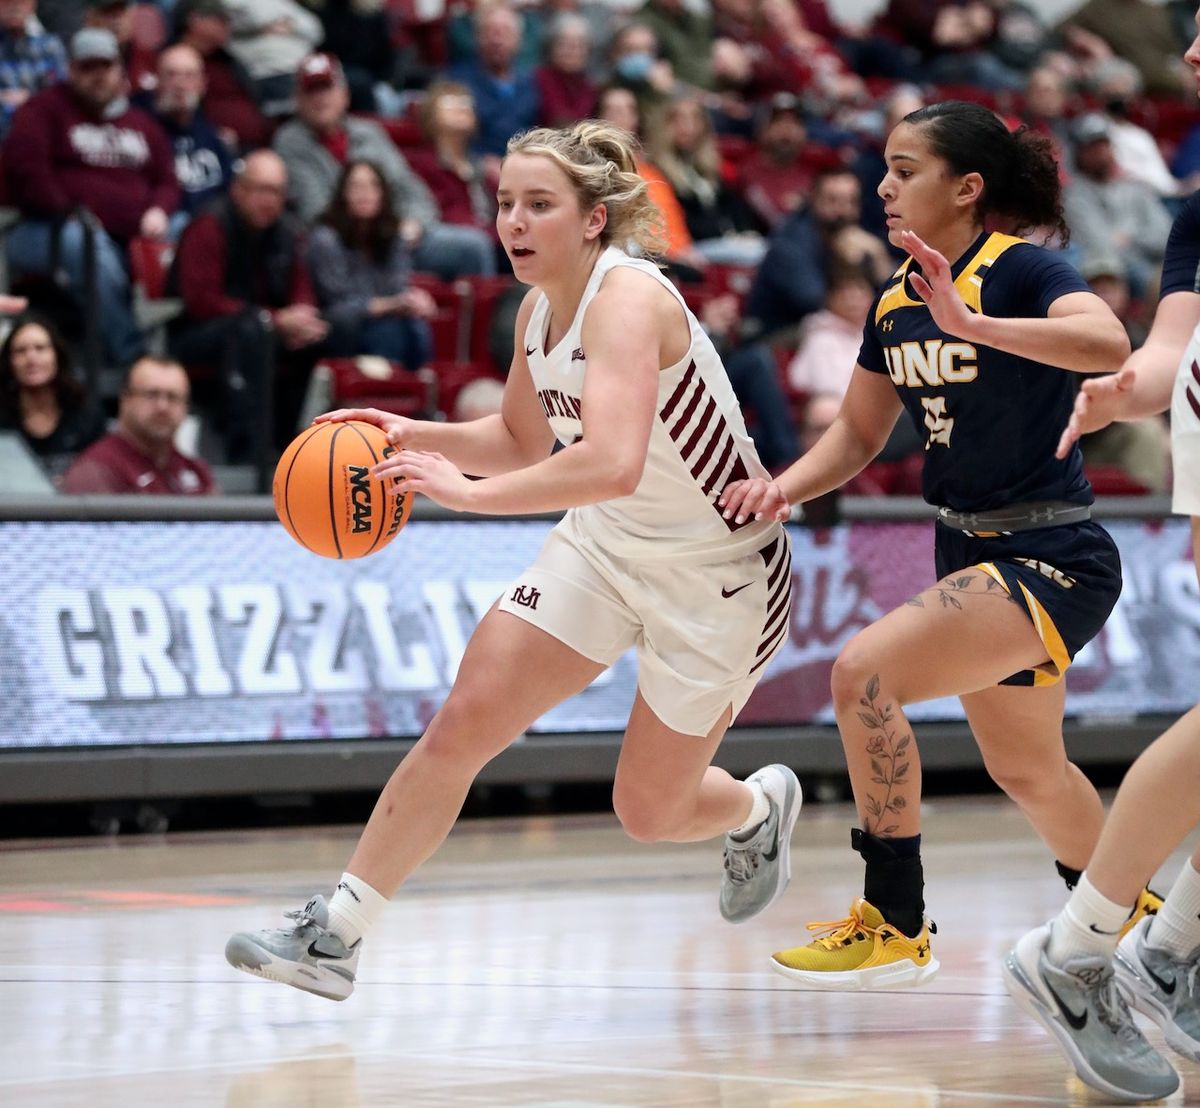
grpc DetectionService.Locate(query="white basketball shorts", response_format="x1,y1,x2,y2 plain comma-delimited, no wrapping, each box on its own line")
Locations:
496,516,793,737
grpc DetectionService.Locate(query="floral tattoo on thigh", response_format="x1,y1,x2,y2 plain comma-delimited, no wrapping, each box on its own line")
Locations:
905,572,1019,609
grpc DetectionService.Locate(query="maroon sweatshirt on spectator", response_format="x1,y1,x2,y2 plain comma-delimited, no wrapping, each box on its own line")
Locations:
60,431,216,495
4,82,178,241
172,207,317,321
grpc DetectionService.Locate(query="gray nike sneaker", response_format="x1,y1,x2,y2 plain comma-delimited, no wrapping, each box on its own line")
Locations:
225,894,359,1001
1003,923,1179,1103
719,764,802,923
1116,914,1200,1062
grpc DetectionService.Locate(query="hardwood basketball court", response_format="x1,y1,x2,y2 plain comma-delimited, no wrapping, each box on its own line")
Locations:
2,795,1196,1105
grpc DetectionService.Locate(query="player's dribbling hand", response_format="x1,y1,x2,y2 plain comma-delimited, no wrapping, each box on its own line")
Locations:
371,449,473,511
719,478,790,523
314,407,419,449
1055,366,1135,458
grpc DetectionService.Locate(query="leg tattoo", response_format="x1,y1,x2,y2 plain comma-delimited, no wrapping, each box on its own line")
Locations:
859,673,912,836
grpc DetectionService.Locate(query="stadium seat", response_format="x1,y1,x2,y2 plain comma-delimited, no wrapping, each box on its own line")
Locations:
409,272,473,363
127,236,183,356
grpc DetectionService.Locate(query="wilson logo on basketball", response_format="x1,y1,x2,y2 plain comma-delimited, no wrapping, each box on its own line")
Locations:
347,465,373,534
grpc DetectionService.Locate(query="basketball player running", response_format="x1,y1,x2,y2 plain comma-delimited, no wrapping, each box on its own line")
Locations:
720,100,1157,990
1002,10,1200,1101
225,121,800,1001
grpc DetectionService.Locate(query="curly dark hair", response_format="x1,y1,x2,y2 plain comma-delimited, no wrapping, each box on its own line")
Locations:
904,100,1069,245
0,314,85,423
319,159,401,267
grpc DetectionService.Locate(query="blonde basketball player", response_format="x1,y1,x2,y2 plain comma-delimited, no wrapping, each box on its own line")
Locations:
225,121,800,1000
1002,9,1200,1101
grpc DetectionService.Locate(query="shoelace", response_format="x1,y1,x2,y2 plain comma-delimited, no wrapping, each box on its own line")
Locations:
805,909,877,950
1075,963,1142,1041
723,843,761,885
283,898,322,930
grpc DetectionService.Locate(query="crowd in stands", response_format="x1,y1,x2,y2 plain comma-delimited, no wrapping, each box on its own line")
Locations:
0,0,1195,497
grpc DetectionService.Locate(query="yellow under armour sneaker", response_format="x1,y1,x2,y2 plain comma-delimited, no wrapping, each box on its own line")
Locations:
1120,886,1163,940
770,897,939,990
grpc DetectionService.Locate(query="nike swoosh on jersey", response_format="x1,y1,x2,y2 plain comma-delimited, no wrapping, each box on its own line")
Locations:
525,345,536,356
721,583,752,598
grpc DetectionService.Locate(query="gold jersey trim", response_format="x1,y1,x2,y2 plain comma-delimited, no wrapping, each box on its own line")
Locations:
875,232,1028,326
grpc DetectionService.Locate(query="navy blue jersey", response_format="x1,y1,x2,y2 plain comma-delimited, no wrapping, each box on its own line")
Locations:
858,231,1092,513
1160,189,1200,296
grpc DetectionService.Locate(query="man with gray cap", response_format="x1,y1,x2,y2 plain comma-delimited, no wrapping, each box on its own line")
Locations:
1064,112,1172,298
3,27,179,365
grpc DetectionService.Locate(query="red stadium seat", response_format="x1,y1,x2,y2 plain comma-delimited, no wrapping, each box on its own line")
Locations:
1084,463,1151,496
409,273,473,363
321,356,438,419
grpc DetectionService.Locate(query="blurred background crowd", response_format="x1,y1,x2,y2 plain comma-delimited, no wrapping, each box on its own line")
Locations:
0,0,1193,497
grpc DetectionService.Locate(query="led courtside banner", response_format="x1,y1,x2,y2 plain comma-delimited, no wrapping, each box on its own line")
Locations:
0,518,1195,750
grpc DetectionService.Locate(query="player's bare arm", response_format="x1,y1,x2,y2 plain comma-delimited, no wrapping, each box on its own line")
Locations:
1057,291,1200,457
721,366,902,522
378,271,665,514
318,291,556,479
903,230,1129,373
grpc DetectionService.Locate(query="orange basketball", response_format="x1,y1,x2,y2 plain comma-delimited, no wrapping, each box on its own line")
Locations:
273,420,413,559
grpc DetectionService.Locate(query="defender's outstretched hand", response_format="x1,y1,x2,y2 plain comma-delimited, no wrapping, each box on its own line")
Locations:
719,477,791,523
902,230,979,340
1056,367,1136,458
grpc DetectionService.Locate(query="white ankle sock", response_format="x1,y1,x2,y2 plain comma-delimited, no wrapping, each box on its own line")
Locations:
1148,859,1200,958
326,872,388,947
1046,873,1132,964
728,778,769,839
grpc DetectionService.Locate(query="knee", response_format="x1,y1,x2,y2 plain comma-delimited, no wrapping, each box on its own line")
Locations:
831,634,887,712
611,785,685,843
417,683,517,770
984,756,1062,805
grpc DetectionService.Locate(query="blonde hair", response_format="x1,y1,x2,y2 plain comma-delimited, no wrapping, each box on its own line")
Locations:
506,121,667,256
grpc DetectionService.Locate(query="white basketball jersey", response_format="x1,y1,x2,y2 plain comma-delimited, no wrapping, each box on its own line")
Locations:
523,246,776,562
1170,322,1200,516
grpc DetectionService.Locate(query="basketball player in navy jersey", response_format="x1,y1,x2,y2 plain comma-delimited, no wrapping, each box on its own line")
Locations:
721,99,1162,989
1002,9,1200,1101
223,121,803,1001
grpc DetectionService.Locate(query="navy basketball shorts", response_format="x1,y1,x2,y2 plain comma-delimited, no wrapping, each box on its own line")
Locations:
934,520,1123,687
498,518,793,736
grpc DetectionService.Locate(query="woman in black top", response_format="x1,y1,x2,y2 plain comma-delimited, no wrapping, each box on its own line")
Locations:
0,315,105,480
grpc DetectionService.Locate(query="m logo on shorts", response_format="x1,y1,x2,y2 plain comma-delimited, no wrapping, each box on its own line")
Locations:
510,585,541,610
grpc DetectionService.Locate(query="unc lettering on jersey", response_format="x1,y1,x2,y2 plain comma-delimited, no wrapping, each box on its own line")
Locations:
885,340,979,388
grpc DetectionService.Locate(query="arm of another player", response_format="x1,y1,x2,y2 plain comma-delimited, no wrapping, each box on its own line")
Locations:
720,364,903,522
1057,290,1200,457
317,289,556,476
902,230,1130,374
375,269,664,514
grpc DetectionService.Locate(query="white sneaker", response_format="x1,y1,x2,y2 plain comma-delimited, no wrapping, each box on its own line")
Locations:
1116,914,1200,1062
225,894,359,1001
719,764,802,923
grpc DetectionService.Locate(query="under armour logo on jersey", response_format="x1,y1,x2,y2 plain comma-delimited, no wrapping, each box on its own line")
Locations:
510,585,541,610
571,347,586,361
881,319,894,332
